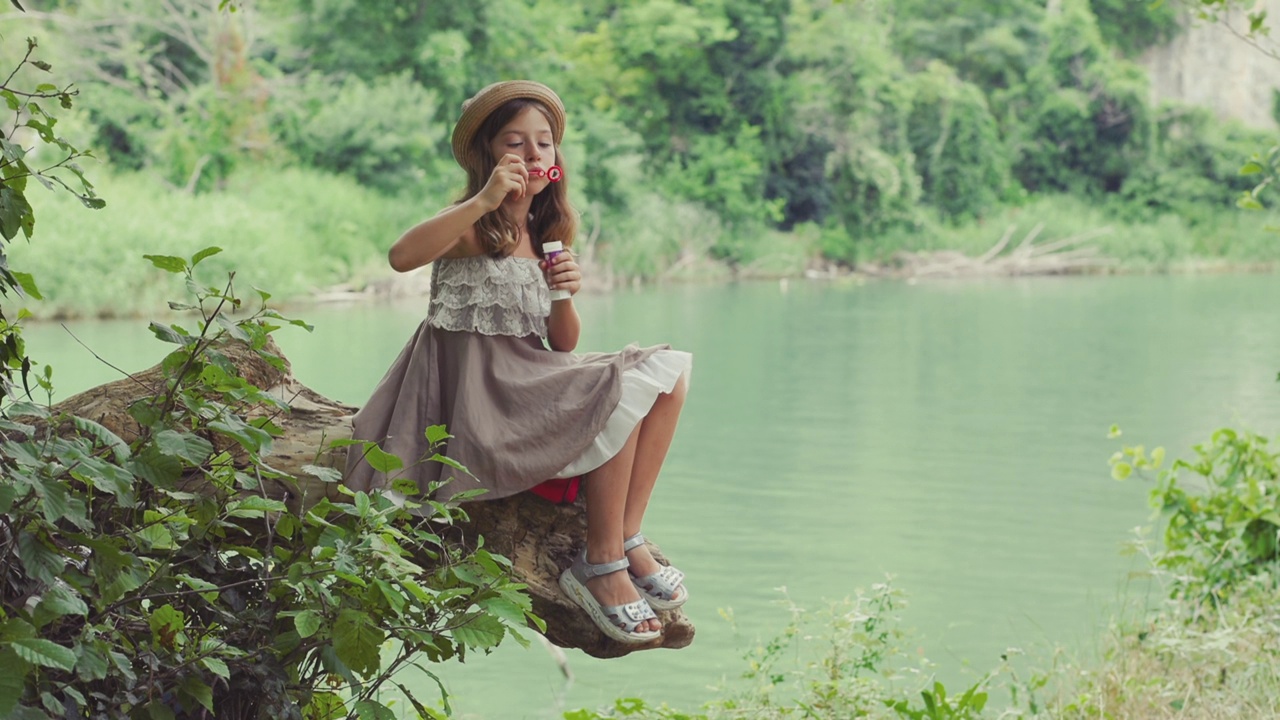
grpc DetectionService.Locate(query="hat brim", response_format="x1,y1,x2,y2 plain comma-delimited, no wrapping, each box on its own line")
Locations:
451,81,567,169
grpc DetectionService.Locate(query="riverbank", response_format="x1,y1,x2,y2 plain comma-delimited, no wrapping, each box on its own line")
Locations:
8,168,1280,320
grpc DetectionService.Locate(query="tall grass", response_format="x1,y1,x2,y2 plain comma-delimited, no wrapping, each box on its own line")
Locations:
9,165,427,318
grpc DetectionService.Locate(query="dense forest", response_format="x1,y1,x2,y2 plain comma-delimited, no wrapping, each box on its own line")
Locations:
3,0,1276,315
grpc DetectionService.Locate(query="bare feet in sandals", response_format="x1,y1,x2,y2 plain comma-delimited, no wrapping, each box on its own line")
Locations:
624,533,688,611
585,565,662,634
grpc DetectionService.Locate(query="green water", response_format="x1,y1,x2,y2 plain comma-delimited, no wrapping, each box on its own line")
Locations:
23,274,1280,718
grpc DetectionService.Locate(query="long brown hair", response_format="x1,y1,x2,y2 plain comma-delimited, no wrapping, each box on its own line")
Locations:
458,98,577,257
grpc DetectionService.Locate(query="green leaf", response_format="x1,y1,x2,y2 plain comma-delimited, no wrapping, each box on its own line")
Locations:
0,647,30,716
74,644,108,682
294,610,323,639
201,656,230,680
179,675,214,713
9,1,25,13
32,584,88,628
302,464,344,484
1112,462,1133,481
143,254,188,273
354,700,396,720
154,429,213,465
425,425,452,444
429,453,469,473
136,522,174,551
0,185,33,241
129,446,183,487
332,608,385,677
147,701,176,720
227,496,288,518
149,322,196,346
177,574,220,603
478,596,531,628
72,416,130,461
1150,446,1166,469
363,445,403,474
1238,193,1265,211
191,246,223,266
1241,160,1266,175
17,531,64,586
303,692,346,720
451,613,505,650
10,271,40,300
9,638,77,670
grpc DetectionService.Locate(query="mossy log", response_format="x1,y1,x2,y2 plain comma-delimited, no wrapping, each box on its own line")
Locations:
51,339,694,659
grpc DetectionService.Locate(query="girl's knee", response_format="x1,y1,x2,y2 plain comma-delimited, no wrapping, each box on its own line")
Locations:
665,373,689,406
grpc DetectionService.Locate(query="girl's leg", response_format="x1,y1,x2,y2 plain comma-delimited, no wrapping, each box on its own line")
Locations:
622,375,688,578
583,423,661,632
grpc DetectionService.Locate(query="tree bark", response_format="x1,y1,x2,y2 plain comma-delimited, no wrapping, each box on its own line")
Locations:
51,339,694,659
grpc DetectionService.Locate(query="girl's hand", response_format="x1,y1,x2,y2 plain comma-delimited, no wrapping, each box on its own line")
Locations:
477,154,529,211
543,250,582,296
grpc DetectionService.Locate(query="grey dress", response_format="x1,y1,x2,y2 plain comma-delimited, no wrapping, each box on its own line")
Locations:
345,253,692,501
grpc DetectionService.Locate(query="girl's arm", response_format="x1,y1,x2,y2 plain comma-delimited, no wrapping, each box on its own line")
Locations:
388,197,487,271
388,155,530,272
547,299,580,352
545,252,582,351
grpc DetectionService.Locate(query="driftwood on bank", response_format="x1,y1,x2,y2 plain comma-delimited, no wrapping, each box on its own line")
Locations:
891,223,1115,279
50,340,694,659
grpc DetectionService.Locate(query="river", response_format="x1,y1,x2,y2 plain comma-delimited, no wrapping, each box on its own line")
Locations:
23,273,1280,718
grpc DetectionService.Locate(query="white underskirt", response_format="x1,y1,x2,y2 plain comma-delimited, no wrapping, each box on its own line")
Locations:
555,349,693,477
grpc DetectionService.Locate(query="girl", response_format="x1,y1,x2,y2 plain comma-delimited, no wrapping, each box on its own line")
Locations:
345,81,692,645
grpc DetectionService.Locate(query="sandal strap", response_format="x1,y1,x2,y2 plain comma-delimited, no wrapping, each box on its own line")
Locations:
604,599,658,629
574,551,630,581
622,532,646,552
635,565,686,601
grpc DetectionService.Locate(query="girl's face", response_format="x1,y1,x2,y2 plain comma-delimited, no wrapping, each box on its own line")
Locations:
488,106,557,194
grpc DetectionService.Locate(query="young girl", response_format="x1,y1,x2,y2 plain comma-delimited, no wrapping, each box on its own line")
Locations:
345,81,692,645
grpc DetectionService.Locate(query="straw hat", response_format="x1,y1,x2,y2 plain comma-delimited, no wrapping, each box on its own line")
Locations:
450,80,566,169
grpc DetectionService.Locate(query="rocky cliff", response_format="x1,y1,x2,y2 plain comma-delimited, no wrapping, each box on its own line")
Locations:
1141,0,1280,128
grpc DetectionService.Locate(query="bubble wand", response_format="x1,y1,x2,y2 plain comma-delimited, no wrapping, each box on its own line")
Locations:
528,165,564,182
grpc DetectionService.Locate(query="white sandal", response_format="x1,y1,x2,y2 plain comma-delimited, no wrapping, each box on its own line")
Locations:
559,551,661,644
623,533,689,611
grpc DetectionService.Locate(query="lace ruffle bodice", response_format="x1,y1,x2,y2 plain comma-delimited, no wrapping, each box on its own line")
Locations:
427,254,550,338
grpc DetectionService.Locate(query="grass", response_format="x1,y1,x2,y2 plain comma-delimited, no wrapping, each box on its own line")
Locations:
8,165,427,318
1053,583,1280,719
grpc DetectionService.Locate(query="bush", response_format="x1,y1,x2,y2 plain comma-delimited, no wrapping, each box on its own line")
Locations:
271,72,448,193
906,61,1010,222
1113,426,1280,609
0,248,536,718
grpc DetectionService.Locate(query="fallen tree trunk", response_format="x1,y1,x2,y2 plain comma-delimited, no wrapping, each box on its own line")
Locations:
893,223,1116,279
51,339,694,659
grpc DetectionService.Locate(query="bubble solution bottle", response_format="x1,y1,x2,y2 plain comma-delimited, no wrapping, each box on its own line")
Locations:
542,241,572,302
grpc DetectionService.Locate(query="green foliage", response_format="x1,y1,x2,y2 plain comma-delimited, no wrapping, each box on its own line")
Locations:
1011,0,1154,195
13,0,1280,299
1089,0,1182,55
1,246,538,717
271,72,447,193
1113,426,1280,608
1115,105,1273,222
905,61,1009,222
10,166,424,318
0,37,103,402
